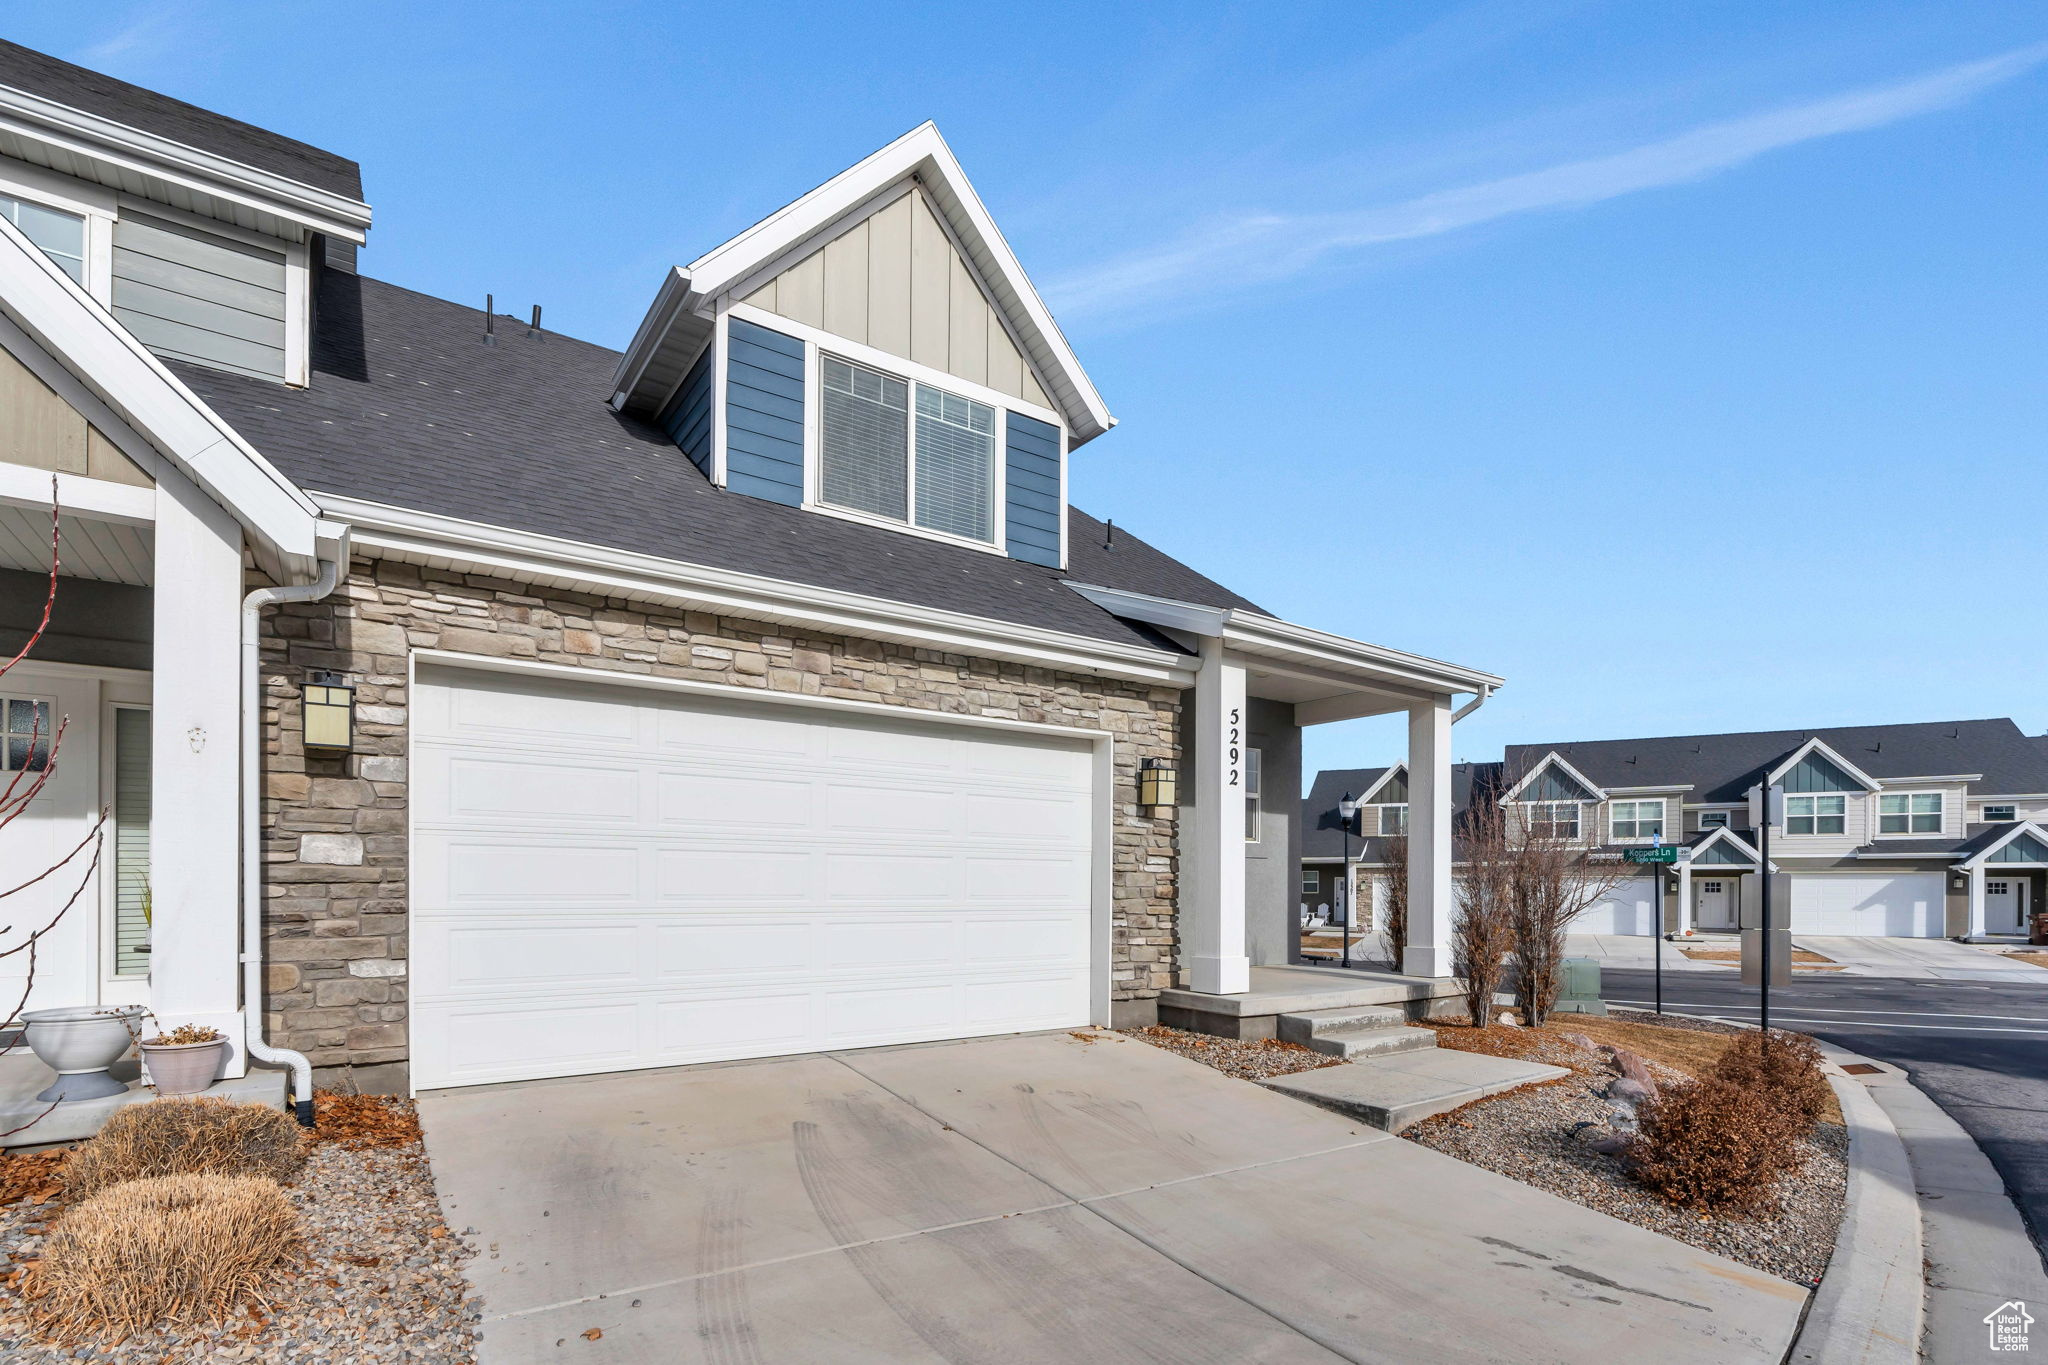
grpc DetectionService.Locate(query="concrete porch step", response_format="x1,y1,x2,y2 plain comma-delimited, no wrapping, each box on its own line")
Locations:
1275,1004,1409,1042
1301,1026,1439,1061
1259,1048,1567,1133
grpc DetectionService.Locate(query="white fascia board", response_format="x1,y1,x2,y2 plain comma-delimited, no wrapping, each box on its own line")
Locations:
625,123,1112,443
0,462,153,525
1873,773,1985,785
0,83,371,242
316,493,1195,688
1356,764,1405,804
1765,736,1882,792
609,267,699,407
1501,752,1608,804
1958,821,2048,870
1600,783,1696,794
0,217,319,564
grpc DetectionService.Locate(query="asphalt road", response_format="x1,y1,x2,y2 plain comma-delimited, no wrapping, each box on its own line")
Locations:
1598,965,2048,1264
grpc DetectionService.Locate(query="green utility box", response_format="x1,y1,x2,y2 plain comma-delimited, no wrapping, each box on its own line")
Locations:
1551,957,1608,1016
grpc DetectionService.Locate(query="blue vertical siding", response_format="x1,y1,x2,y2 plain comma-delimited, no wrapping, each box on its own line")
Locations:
1003,412,1062,567
658,344,715,476
1781,751,1860,793
1990,832,2048,863
725,318,806,506
1525,764,1594,802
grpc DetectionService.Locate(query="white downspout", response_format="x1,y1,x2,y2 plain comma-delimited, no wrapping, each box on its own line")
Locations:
1451,683,1493,724
240,529,350,1125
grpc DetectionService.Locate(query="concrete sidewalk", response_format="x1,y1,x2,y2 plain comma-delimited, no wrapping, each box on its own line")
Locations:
423,1030,1809,1364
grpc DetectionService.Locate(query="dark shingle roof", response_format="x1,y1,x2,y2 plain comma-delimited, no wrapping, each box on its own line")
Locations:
1505,720,2048,801
0,40,363,199
1300,763,1499,860
173,272,1257,653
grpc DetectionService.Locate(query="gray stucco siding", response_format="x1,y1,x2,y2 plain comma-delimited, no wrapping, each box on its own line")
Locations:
1244,697,1303,968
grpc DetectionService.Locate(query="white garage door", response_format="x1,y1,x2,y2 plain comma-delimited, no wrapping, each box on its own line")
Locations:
410,666,1098,1089
1574,878,1658,936
1789,874,1944,937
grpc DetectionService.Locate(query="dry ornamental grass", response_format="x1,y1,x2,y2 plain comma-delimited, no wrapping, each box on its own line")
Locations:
64,1097,305,1199
21,1173,301,1344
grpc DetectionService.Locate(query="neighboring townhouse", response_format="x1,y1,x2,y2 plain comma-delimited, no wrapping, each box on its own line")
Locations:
1305,719,2048,950
0,41,1500,1103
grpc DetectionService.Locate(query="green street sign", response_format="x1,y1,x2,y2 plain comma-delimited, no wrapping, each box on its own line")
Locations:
1624,846,1679,864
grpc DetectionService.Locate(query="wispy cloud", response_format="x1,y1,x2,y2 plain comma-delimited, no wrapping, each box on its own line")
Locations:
1049,45,2048,319
74,6,185,71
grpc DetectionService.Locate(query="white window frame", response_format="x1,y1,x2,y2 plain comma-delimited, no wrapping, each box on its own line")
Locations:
1984,804,2018,823
1301,869,1319,894
0,161,114,304
1244,746,1263,843
1785,793,1847,836
1697,810,1732,830
1877,791,1943,836
1525,801,1580,840
1609,799,1665,842
1376,804,1408,836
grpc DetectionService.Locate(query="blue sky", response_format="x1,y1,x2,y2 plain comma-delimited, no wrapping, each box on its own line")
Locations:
17,2,2046,788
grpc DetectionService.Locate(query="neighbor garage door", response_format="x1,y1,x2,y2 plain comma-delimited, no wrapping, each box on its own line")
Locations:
1574,878,1658,935
410,666,1097,1089
1788,874,1944,937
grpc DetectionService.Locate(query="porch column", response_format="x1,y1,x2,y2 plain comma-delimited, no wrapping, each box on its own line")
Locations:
1402,696,1454,977
1967,865,1986,939
149,469,247,1075
1184,638,1250,994
1674,857,1693,936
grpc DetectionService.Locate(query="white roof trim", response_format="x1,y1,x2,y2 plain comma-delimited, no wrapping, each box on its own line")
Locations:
0,215,320,565
1957,820,2048,871
1061,581,1504,705
316,493,1197,689
0,79,370,242
612,123,1113,444
1873,773,1985,785
1501,751,1608,804
1357,764,1406,805
1764,736,1882,792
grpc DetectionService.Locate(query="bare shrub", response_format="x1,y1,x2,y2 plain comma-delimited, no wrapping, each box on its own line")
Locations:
1453,802,1515,1027
23,1173,301,1343
1380,832,1409,969
1713,1029,1831,1133
65,1097,304,1199
1627,1077,1805,1211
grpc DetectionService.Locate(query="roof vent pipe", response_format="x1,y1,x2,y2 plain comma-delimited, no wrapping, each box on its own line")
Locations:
483,294,496,346
1104,519,1115,549
528,305,542,339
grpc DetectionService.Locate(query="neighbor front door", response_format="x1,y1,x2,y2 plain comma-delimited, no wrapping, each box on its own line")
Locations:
1985,878,2030,935
1695,879,1736,931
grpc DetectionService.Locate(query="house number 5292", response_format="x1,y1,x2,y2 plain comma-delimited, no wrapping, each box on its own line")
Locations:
1227,707,1241,787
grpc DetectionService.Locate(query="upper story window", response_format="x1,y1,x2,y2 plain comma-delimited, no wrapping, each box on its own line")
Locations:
1878,793,1942,835
1697,810,1731,829
1985,804,2018,823
1527,802,1579,840
0,193,85,285
820,354,997,545
1785,793,1846,835
1609,800,1664,841
1378,804,1408,836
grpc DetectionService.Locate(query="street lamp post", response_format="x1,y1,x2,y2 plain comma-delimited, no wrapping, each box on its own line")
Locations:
1337,791,1358,971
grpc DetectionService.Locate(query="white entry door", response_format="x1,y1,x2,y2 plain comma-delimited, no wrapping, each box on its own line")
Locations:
1788,874,1945,937
410,666,1098,1090
1576,878,1658,935
1985,878,2030,935
1694,879,1737,931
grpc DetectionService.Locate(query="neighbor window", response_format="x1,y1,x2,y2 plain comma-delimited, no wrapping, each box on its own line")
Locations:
1878,793,1942,835
1610,800,1665,841
1244,747,1263,842
1697,810,1731,829
1378,804,1408,836
1785,793,1847,835
1527,801,1579,839
1301,870,1319,894
1985,804,2018,823
111,706,151,977
0,193,85,284
1,696,53,771
820,355,996,544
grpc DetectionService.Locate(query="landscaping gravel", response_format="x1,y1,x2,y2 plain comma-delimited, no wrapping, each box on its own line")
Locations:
1120,1025,1342,1080
1403,1037,1848,1286
0,1101,479,1363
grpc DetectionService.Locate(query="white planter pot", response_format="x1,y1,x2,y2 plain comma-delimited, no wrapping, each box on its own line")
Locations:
140,1038,228,1097
21,1005,146,1103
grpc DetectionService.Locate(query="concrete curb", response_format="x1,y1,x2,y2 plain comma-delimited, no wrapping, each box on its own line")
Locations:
1787,1046,1923,1365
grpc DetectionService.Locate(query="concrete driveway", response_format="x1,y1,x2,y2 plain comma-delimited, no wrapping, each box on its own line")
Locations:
420,1031,1807,1364
1792,935,2047,982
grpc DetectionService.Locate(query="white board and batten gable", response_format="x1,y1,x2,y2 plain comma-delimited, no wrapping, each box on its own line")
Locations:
611,124,1105,572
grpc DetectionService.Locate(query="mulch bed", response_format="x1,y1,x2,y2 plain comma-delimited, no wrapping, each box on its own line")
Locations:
1680,947,1843,971
1402,1022,1847,1285
0,1093,478,1363
1120,1025,1342,1081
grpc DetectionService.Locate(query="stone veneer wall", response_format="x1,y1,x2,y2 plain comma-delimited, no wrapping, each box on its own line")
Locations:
259,556,1182,1089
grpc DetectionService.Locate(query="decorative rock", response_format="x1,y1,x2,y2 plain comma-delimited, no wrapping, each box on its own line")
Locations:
1607,1077,1653,1106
